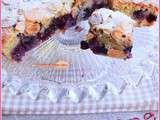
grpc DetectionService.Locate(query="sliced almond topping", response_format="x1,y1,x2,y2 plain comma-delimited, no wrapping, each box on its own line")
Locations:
107,49,127,58
84,33,95,40
25,20,41,35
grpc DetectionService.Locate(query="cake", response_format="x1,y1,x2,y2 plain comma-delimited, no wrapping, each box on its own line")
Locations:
2,0,76,61
111,0,158,27
81,8,135,59
76,0,158,26
2,0,158,61
2,0,112,62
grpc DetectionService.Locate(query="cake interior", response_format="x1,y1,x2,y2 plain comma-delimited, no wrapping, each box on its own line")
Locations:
81,33,133,59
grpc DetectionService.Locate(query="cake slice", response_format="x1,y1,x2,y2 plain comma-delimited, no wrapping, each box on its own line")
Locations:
81,8,135,59
2,0,76,61
2,0,112,62
77,0,158,26
80,0,158,59
111,0,158,26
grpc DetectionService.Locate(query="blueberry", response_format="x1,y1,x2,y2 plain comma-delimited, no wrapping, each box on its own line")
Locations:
37,32,45,40
17,33,25,39
123,46,133,53
18,35,40,51
88,39,100,49
22,36,35,44
92,46,108,54
22,40,40,51
126,52,133,59
11,44,26,62
54,14,69,28
83,8,94,19
64,17,77,28
132,10,147,20
80,41,89,49
88,39,108,54
44,28,53,37
146,13,157,23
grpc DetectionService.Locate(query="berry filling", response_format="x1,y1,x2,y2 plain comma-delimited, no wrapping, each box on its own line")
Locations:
92,46,108,54
87,38,108,55
11,44,26,62
132,9,157,23
132,9,148,20
81,41,89,49
12,14,77,61
146,13,157,23
123,46,133,59
81,38,133,58
123,46,133,53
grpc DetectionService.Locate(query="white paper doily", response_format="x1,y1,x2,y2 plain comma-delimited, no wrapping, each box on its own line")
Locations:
2,19,157,103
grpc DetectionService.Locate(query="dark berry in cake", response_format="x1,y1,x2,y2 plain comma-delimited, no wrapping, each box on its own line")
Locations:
83,8,95,20
81,41,89,49
54,14,70,29
132,10,148,20
88,39,100,49
92,46,108,54
123,46,133,53
146,13,157,23
75,26,83,32
64,16,77,29
37,32,45,40
12,34,42,61
88,39,107,54
17,34,40,52
53,16,66,29
126,52,133,59
22,38,41,51
20,35,35,44
11,44,26,62
83,2,107,20
44,28,53,38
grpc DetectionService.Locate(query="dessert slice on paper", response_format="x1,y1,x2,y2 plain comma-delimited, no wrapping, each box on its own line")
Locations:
81,8,135,59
